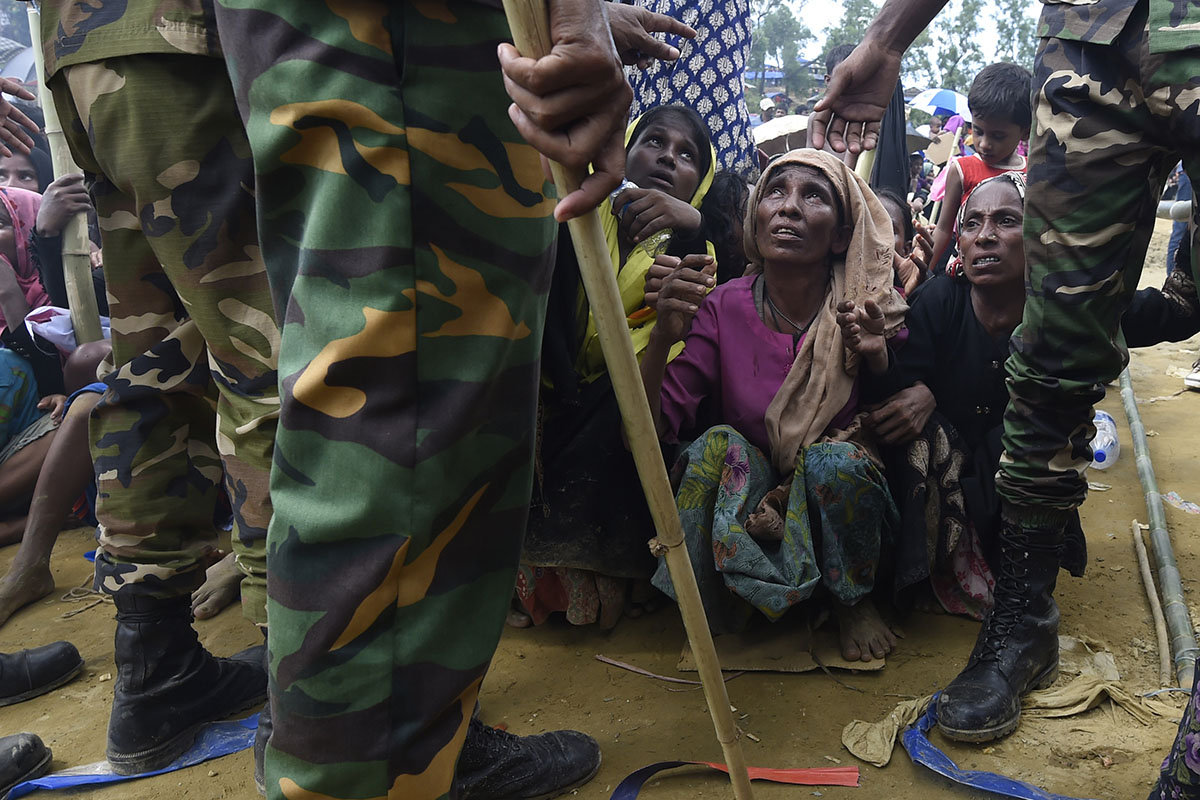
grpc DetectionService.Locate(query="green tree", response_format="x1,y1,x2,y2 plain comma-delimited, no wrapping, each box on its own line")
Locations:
749,1,813,99
992,0,1037,68
820,0,879,67
930,0,985,92
901,28,937,89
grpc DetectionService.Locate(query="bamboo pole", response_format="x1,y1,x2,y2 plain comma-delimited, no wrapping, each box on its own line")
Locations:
25,3,103,345
500,3,754,797
1131,519,1173,688
1119,369,1196,687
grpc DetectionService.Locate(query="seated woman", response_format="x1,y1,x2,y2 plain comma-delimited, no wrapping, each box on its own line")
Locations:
515,105,717,628
862,172,1085,618
641,149,907,662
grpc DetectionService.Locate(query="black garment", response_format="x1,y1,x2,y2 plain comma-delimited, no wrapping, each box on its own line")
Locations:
870,81,910,200
881,276,1085,592
31,230,109,317
1123,267,1200,347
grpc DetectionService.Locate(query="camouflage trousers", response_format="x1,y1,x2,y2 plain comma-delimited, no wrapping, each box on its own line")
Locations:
217,2,557,798
49,55,279,623
997,0,1200,525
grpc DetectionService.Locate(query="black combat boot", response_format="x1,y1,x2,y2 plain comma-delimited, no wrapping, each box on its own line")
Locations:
0,642,84,706
106,594,267,775
936,520,1062,742
0,733,51,797
456,717,602,800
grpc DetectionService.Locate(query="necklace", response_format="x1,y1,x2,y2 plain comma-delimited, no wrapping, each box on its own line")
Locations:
764,285,818,339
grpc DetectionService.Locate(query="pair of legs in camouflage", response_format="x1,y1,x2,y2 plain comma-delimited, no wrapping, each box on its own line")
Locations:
216,2,558,797
48,54,277,622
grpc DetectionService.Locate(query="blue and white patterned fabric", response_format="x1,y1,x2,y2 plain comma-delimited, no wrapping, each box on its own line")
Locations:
626,0,754,176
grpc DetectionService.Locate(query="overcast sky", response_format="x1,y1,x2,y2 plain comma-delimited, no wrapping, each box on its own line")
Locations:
794,0,1043,61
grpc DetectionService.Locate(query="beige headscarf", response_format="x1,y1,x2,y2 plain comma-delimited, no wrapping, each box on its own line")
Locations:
743,149,908,472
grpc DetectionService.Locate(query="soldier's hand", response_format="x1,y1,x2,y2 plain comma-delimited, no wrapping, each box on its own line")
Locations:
810,41,901,155
498,0,633,221
607,4,695,70
0,78,38,157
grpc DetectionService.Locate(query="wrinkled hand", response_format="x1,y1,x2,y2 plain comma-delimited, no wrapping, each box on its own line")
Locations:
866,382,935,445
607,4,695,69
836,298,888,373
0,78,37,158
647,254,714,342
895,221,933,294
498,0,632,222
613,186,702,245
38,393,67,422
809,41,901,154
36,173,91,237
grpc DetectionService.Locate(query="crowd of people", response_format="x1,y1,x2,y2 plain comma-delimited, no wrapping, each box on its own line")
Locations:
0,0,1197,798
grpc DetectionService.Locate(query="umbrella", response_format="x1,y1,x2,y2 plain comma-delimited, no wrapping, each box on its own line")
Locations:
905,123,931,154
753,114,808,156
908,88,972,123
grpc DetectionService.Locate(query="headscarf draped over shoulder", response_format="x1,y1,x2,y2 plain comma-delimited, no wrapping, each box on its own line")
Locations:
0,187,48,335
743,149,907,472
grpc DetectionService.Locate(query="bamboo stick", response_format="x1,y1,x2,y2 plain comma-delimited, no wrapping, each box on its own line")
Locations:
25,3,103,345
499,3,754,797
1131,519,1173,688
1119,369,1196,687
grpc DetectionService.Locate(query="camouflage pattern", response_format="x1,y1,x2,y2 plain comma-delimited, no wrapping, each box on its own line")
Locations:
1037,0,1200,52
37,0,220,79
997,0,1200,522
46,54,278,623
216,1,557,797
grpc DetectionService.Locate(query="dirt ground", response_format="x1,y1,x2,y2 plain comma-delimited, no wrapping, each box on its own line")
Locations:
3,219,1200,800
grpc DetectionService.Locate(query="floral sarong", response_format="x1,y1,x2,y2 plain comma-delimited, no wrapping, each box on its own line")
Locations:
651,425,898,635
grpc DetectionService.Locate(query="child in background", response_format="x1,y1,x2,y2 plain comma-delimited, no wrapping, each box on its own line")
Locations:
877,188,934,294
929,63,1030,271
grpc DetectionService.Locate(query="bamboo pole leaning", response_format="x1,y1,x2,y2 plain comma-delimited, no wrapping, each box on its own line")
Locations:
499,3,754,797
1118,369,1196,687
25,3,103,345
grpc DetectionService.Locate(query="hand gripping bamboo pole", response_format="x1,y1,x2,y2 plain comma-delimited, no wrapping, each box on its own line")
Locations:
500,3,754,797
26,3,103,345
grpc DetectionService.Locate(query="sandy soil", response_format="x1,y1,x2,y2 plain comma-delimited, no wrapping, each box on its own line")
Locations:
2,219,1199,800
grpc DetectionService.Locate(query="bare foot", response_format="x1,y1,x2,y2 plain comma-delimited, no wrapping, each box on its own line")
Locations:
0,564,55,628
191,552,241,620
833,597,897,663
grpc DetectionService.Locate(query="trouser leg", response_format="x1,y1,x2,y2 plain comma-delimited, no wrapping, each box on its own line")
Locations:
217,2,557,797
51,56,277,619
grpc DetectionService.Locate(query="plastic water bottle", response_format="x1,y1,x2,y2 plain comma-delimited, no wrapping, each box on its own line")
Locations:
1090,410,1120,470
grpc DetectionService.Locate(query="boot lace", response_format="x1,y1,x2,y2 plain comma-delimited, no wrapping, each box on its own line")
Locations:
977,542,1032,662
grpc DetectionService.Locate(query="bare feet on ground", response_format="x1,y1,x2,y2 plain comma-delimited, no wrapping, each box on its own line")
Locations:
833,597,898,662
0,563,54,627
191,552,241,620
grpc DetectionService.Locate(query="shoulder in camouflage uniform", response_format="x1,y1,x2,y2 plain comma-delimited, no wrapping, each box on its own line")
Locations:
39,0,219,76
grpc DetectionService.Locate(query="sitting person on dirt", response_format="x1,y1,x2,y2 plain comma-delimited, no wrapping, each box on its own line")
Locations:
858,172,1087,620
514,105,718,628
641,148,906,662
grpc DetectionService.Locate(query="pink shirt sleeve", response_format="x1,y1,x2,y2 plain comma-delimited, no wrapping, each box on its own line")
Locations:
659,296,721,444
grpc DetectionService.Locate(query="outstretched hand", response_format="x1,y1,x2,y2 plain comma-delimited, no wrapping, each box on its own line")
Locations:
836,298,889,373
809,42,902,155
607,4,695,70
498,0,632,222
647,254,715,343
0,78,37,158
